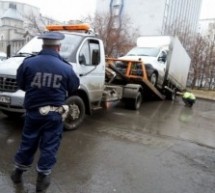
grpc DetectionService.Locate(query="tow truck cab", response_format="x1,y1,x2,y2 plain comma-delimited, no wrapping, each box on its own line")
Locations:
0,23,106,130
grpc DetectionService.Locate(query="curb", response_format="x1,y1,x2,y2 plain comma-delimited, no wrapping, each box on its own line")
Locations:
195,95,215,101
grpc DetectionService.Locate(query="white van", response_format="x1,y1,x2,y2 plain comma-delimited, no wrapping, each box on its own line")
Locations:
119,36,191,91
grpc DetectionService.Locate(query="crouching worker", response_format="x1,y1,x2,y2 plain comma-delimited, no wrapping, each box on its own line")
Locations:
10,31,80,192
182,90,196,107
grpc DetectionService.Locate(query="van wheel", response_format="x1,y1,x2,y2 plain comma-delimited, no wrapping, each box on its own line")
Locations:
64,96,85,131
165,89,176,101
149,72,158,86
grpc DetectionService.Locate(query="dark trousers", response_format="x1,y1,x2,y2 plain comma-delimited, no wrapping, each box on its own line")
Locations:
14,110,63,174
183,98,195,107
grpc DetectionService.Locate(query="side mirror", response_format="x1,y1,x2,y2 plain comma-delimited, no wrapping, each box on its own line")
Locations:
158,56,166,62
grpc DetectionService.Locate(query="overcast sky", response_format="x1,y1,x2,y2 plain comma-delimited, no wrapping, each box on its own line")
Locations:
200,0,215,19
13,0,96,21
11,0,215,21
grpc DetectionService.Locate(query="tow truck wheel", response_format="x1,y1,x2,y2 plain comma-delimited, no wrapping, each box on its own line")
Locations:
125,91,142,110
64,96,85,131
134,92,142,110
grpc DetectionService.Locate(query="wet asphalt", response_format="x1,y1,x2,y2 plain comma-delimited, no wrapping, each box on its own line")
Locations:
0,98,215,193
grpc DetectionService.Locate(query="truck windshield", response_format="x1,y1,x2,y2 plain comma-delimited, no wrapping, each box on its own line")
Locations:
17,34,83,60
126,47,160,57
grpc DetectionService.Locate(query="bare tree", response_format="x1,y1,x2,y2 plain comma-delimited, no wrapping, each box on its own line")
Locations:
163,20,215,89
205,35,215,89
22,12,62,36
163,20,195,51
189,34,208,89
84,12,140,57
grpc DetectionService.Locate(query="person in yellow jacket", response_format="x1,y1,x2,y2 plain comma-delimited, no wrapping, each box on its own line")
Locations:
182,90,196,107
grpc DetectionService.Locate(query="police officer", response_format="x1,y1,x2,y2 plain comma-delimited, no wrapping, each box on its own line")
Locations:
182,90,196,107
11,31,80,192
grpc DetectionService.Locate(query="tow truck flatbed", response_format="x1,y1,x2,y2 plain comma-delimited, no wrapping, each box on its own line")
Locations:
105,58,165,100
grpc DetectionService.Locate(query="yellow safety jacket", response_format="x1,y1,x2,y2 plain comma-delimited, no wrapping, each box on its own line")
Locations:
183,92,196,100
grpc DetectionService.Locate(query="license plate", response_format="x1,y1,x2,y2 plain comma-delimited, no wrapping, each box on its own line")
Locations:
0,96,11,104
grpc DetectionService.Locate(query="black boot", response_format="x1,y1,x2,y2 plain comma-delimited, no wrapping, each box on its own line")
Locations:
36,172,51,192
11,168,23,184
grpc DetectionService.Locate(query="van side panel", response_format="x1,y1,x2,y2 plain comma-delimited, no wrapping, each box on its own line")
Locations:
167,37,191,89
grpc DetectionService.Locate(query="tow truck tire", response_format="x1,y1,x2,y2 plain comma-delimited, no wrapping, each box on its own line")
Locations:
125,91,142,110
64,96,85,131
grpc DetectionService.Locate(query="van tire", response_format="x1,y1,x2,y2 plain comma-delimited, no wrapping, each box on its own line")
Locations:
149,72,158,86
165,89,176,101
64,96,85,131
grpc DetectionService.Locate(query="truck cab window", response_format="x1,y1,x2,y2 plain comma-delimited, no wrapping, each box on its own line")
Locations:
158,51,167,62
79,40,100,66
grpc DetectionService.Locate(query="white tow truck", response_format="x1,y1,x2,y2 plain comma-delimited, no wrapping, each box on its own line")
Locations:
0,25,190,130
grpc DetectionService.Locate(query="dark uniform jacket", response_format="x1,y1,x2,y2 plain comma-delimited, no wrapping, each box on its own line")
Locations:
17,48,80,110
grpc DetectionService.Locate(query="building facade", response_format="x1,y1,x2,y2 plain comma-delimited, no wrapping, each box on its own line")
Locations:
0,1,42,55
96,0,202,36
0,1,58,56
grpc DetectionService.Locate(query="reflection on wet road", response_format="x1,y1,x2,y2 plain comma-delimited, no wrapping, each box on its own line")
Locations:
89,99,215,148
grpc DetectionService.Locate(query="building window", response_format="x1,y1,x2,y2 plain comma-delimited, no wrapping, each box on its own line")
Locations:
1,35,3,48
112,5,121,16
9,3,17,9
26,36,30,42
110,0,123,16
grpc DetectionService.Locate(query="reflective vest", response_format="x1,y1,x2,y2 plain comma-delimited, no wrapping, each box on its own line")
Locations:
183,92,196,100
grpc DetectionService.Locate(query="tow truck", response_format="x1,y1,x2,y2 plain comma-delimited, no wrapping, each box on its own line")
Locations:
0,23,171,130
